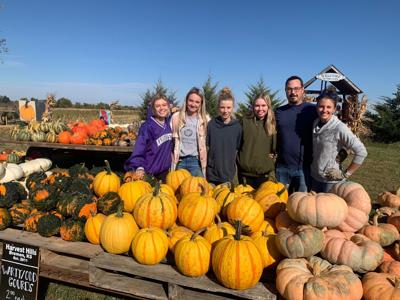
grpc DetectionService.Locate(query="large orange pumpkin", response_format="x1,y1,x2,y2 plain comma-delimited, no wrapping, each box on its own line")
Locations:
131,227,169,265
276,256,363,300
377,191,400,209
380,260,400,277
174,230,211,277
133,182,177,230
226,195,264,234
287,191,348,228
211,221,263,290
99,204,139,254
330,181,372,232
178,184,217,231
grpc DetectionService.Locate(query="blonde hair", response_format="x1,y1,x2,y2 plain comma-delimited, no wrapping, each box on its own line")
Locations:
151,93,169,115
252,93,276,136
218,87,235,106
177,87,208,130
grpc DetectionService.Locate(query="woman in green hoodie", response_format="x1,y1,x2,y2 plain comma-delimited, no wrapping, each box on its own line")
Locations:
206,87,242,185
237,93,277,188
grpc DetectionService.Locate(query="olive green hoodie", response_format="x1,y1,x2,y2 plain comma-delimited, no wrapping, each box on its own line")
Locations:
237,117,276,177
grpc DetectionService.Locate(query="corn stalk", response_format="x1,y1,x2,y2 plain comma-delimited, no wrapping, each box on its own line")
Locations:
343,94,371,138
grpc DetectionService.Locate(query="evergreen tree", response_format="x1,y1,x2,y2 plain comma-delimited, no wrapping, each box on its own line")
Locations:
202,75,219,118
138,79,178,120
236,77,283,119
365,84,400,143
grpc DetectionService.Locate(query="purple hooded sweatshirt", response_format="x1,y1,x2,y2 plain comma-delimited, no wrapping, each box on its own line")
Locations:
124,117,172,175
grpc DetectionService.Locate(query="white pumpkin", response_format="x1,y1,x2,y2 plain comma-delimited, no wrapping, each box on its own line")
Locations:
0,163,24,183
19,158,52,177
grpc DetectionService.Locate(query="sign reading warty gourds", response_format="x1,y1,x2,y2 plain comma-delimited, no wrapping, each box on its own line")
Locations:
0,241,40,300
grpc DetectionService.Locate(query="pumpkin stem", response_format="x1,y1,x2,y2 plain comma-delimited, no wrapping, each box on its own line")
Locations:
153,181,161,197
215,214,222,228
276,186,286,197
243,178,248,187
312,262,321,277
116,201,124,218
104,160,112,175
198,183,206,196
372,213,379,226
229,182,235,193
233,220,242,241
262,223,271,237
190,227,207,241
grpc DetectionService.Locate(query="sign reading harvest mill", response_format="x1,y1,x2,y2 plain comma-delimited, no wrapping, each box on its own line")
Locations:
0,241,40,300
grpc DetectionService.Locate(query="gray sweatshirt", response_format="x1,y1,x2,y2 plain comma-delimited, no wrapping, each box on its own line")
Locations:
311,115,367,182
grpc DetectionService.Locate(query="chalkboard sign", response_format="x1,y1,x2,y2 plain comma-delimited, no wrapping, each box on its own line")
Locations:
0,241,40,300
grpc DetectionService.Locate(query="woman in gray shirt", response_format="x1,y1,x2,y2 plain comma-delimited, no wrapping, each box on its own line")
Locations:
311,94,367,192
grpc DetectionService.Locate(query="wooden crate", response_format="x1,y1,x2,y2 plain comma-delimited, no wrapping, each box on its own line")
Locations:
0,228,278,300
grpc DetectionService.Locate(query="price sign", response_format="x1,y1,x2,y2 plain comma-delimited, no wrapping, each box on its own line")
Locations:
0,241,40,300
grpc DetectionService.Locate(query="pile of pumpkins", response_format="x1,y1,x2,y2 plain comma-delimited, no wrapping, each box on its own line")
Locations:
9,119,136,147
2,160,400,299
10,119,70,142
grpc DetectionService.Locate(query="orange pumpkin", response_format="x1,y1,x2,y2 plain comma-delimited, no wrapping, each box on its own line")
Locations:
226,195,264,234
178,184,217,231
211,221,263,290
131,227,169,265
118,180,152,213
93,160,121,197
362,272,400,300
165,169,191,193
380,260,400,277
174,229,211,277
58,131,72,144
167,226,193,253
133,182,177,230
19,101,35,122
377,191,400,209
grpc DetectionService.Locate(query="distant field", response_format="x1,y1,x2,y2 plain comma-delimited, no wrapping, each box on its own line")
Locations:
52,108,140,124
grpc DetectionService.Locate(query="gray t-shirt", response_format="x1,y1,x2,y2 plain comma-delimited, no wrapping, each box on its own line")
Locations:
179,114,199,157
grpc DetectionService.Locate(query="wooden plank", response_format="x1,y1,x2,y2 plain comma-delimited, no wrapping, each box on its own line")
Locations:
0,139,134,152
90,252,276,300
40,249,90,287
89,265,168,300
0,228,103,259
167,283,229,300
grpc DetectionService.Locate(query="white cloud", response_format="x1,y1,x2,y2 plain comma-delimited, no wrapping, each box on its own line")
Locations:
0,81,152,105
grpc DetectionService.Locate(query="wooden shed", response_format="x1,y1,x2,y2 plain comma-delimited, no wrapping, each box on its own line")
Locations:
303,64,363,122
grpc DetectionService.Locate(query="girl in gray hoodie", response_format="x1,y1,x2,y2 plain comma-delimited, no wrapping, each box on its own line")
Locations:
311,94,367,192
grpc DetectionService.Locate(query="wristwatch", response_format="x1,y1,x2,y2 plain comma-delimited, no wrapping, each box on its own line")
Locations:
344,170,352,178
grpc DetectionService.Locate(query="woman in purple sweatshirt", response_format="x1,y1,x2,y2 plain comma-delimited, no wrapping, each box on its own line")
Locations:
124,94,173,182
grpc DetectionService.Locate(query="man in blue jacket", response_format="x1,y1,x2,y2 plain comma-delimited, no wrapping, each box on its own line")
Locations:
275,76,318,193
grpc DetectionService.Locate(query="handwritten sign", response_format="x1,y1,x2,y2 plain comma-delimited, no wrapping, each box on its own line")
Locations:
0,241,40,300
316,73,345,82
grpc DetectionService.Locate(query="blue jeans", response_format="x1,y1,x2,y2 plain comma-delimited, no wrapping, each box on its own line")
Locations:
311,178,337,193
276,163,310,193
176,156,203,177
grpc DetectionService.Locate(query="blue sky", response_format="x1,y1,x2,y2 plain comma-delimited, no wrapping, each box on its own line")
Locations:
0,0,399,107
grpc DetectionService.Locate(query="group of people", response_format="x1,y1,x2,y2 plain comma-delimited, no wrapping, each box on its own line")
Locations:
124,75,367,194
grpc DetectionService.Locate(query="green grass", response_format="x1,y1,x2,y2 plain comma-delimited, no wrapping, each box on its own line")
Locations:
348,141,400,201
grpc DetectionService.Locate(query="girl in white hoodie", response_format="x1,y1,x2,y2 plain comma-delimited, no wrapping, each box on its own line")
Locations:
311,94,367,192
